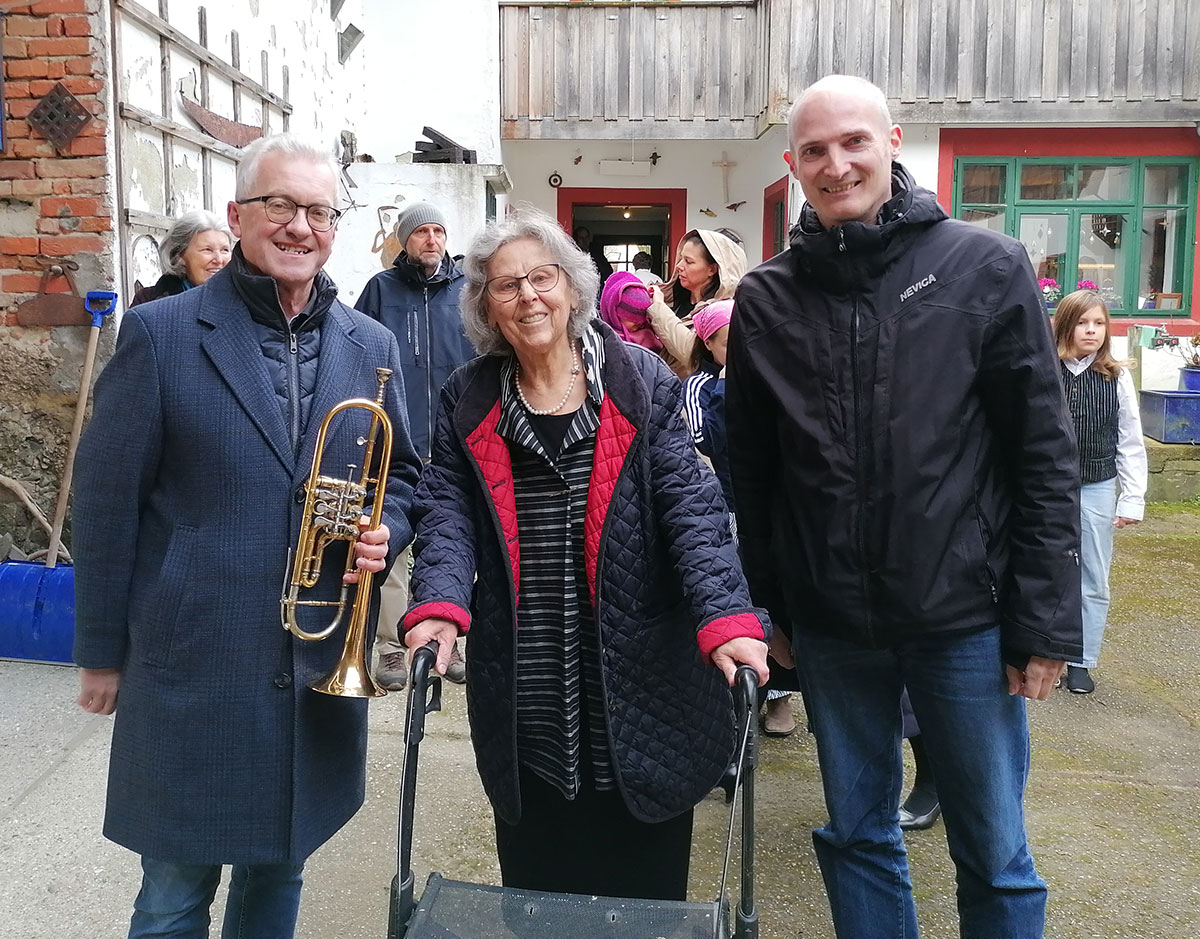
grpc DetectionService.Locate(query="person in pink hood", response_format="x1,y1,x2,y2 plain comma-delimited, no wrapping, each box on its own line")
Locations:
598,271,664,353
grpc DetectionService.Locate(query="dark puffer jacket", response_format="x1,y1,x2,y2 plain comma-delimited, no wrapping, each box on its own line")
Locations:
131,273,188,307
227,245,332,452
403,322,770,824
355,252,476,459
727,164,1082,665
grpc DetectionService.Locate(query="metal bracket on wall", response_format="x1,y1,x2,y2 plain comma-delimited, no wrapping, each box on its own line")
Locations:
28,83,92,153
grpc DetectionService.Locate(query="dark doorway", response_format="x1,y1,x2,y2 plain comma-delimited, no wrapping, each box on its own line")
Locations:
557,187,688,285
572,204,671,280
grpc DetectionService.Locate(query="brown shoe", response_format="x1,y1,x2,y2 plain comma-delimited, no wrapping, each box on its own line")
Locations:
762,696,796,737
375,651,407,691
443,641,467,684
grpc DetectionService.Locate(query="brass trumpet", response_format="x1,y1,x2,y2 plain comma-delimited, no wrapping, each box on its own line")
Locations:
281,367,394,697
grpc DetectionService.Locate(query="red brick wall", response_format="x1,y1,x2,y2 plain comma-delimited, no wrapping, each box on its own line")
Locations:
1,0,112,325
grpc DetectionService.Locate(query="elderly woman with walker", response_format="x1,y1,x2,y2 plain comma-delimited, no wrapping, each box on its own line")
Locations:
402,207,775,902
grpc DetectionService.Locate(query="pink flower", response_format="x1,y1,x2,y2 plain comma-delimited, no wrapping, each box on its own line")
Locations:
1077,280,1099,291
1038,278,1059,290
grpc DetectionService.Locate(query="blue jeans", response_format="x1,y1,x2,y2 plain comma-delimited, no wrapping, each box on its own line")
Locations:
1074,478,1117,668
129,856,305,939
795,627,1046,939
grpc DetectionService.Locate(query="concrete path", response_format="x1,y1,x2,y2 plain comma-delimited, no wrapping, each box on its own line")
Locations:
1,505,1197,938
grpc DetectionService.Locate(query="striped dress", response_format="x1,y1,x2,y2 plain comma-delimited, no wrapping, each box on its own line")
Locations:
495,326,614,799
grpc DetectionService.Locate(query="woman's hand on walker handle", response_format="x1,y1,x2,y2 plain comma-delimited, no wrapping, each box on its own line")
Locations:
711,636,770,687
404,617,460,676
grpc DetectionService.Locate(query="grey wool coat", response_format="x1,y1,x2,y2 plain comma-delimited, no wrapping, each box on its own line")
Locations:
72,267,421,865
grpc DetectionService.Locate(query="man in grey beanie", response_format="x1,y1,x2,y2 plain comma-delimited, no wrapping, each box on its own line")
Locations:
356,201,476,689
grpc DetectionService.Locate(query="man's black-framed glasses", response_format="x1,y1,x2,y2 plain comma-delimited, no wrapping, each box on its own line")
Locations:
485,264,562,302
236,196,342,232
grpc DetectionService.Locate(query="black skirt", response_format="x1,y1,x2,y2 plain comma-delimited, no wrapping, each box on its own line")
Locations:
494,764,694,901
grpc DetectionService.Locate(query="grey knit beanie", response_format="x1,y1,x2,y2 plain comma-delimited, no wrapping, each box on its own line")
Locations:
394,201,447,249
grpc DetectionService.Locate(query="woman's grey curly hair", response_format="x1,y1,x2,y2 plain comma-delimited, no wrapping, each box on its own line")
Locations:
159,210,232,278
460,205,601,356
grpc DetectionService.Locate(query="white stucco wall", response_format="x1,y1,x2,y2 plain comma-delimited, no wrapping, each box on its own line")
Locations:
503,128,795,268
324,161,506,306
357,0,502,165
503,122,944,268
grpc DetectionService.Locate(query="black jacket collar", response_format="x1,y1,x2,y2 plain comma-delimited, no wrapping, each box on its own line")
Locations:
226,242,338,332
790,162,947,291
390,250,464,289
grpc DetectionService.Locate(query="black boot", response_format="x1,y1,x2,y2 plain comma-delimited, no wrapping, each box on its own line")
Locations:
899,734,940,831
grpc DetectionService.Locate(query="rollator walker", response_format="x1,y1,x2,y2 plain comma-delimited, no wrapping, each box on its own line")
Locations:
387,643,762,939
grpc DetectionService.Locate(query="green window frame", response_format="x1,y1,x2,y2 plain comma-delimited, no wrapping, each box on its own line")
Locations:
953,156,1198,317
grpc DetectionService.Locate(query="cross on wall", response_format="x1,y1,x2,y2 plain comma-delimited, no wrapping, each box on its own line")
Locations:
712,151,737,204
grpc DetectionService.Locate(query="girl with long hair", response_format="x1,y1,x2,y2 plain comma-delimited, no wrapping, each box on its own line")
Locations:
1052,289,1148,694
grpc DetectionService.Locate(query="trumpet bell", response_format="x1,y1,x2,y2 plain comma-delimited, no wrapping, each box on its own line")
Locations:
309,652,387,698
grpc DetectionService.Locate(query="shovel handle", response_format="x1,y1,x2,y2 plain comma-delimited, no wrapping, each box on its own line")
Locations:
46,295,117,568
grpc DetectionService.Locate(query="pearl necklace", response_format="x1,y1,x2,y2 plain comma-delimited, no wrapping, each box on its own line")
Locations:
515,346,581,416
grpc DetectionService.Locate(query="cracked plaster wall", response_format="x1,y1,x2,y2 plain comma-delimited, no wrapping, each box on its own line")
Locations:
2,0,366,557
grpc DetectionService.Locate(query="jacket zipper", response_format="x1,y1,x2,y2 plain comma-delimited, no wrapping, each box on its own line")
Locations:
287,326,301,451
424,287,435,461
843,227,875,642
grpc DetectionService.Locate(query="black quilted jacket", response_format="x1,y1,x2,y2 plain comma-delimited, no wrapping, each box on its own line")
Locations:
405,321,770,824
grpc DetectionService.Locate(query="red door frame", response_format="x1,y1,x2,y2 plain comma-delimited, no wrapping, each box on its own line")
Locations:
555,187,688,262
762,175,789,261
937,127,1200,335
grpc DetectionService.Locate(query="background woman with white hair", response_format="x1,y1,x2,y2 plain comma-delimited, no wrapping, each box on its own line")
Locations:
130,210,232,306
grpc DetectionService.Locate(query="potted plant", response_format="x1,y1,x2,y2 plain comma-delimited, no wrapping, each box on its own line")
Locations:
1175,335,1200,392
1038,278,1061,309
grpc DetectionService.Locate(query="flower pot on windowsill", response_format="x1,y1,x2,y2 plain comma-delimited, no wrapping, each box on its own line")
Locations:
1180,366,1200,392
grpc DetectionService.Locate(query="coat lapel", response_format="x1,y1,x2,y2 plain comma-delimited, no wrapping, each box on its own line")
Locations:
295,302,366,480
198,274,293,470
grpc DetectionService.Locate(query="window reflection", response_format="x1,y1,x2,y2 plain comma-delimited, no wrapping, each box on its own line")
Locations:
1139,208,1187,308
1019,165,1072,200
1076,165,1131,201
1143,165,1188,205
1077,214,1126,310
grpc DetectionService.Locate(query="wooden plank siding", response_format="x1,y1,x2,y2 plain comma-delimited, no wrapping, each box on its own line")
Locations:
500,0,1200,141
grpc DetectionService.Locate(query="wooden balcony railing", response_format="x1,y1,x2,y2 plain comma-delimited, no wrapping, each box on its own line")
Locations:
500,0,1200,140
500,0,767,139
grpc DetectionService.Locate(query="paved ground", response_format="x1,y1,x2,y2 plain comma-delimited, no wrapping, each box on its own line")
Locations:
1,503,1197,938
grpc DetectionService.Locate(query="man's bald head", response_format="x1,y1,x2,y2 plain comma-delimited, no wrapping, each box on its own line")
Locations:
787,75,893,146
781,75,902,228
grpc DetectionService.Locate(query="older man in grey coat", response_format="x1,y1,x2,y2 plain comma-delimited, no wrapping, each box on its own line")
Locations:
73,134,421,938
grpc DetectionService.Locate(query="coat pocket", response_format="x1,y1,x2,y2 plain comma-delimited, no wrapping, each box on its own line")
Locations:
134,524,199,668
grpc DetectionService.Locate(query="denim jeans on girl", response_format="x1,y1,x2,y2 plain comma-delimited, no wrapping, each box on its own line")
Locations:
795,626,1046,939
1073,477,1117,669
128,856,304,939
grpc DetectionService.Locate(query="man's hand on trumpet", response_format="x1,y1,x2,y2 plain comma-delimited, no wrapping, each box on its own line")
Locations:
343,515,390,584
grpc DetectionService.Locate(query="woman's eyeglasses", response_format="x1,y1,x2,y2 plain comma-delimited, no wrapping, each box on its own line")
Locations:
485,264,562,302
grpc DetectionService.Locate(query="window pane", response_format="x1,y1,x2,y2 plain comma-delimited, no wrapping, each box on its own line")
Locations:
1076,165,1131,202
1020,164,1073,200
961,207,1006,233
1139,208,1189,309
1018,214,1069,304
1143,164,1189,205
1077,214,1127,311
962,165,1006,204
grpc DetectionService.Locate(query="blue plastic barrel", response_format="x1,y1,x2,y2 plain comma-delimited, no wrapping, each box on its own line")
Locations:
0,560,75,664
